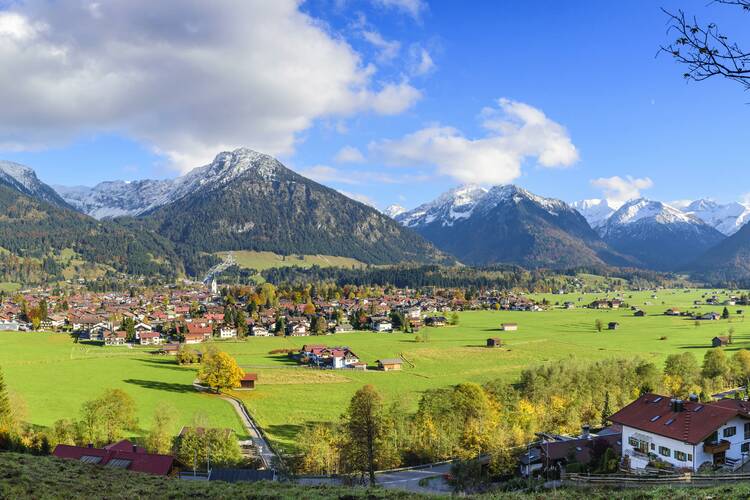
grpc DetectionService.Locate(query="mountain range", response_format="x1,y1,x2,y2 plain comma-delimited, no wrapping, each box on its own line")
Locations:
1,150,750,284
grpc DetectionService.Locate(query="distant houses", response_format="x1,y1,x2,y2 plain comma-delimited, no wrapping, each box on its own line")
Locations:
712,336,730,347
486,338,502,348
501,323,518,331
52,439,174,476
376,358,403,371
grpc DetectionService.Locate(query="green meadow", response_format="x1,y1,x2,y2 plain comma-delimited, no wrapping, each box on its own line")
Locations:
218,250,366,271
0,288,747,452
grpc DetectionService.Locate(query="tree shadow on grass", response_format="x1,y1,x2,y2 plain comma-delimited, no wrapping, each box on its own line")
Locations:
266,423,306,447
138,358,190,371
264,354,300,366
123,378,194,393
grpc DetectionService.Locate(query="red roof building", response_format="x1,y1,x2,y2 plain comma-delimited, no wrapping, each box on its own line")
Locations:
53,440,174,476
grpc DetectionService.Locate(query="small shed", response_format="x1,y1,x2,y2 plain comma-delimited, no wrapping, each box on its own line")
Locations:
376,358,403,371
712,336,729,348
239,373,258,390
634,310,646,317
608,322,619,330
486,338,502,348
501,323,518,331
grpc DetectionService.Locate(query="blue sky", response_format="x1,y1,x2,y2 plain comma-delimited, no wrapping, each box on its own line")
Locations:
0,0,748,209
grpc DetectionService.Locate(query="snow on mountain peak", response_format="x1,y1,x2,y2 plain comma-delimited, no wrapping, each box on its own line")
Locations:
681,198,750,236
571,198,616,229
396,184,488,227
383,204,406,218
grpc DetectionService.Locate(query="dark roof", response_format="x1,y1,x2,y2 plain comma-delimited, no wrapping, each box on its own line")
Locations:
377,358,403,364
53,440,174,475
608,393,745,445
542,434,621,463
209,468,275,482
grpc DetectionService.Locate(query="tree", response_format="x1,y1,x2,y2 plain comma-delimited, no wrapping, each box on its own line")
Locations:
702,348,731,382
661,2,750,91
298,423,341,475
733,349,750,386
601,391,612,427
723,307,731,320
595,319,603,332
176,345,200,365
198,351,244,393
449,312,460,326
664,352,700,397
342,385,389,485
98,389,138,444
0,367,12,433
145,402,176,455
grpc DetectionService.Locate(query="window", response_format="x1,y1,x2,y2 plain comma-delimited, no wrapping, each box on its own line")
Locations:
658,446,671,457
665,418,675,426
650,415,661,422
688,454,693,461
674,451,688,461
724,426,737,438
628,437,639,447
744,423,750,439
650,443,655,450
742,442,750,454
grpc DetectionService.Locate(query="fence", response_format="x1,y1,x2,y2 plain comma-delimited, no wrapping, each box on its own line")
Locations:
564,471,750,487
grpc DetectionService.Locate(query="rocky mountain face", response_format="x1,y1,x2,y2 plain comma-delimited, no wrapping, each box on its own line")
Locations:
396,184,634,269
570,199,616,230
0,161,71,209
678,199,750,236
599,199,726,271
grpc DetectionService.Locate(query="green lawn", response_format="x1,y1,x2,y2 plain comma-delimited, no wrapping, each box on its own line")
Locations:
0,334,245,438
219,250,366,271
1,288,746,453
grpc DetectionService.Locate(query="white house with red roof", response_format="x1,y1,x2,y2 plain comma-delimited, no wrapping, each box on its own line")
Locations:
609,394,750,471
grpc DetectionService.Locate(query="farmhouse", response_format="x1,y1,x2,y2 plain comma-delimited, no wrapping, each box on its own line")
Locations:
139,331,163,346
376,358,403,371
370,317,393,332
697,312,721,321
251,325,271,336
501,323,518,331
0,320,19,331
183,333,206,344
219,327,237,339
104,330,127,346
53,439,174,476
425,316,447,327
712,336,730,347
610,394,750,472
486,338,502,348
238,373,257,390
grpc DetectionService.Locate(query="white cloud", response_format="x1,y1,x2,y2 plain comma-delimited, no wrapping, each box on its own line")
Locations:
370,98,579,184
362,29,401,62
372,0,426,20
408,45,435,75
338,190,378,208
0,1,421,172
334,146,365,163
590,176,653,208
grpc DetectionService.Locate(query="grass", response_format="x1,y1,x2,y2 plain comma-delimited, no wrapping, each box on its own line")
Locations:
219,250,366,271
0,282,20,293
0,334,245,439
1,288,747,453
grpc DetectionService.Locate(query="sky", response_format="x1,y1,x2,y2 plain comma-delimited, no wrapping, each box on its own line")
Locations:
0,0,748,210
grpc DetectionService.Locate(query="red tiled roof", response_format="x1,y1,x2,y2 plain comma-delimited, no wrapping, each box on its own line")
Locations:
608,393,744,445
186,323,212,335
53,440,174,475
241,373,258,381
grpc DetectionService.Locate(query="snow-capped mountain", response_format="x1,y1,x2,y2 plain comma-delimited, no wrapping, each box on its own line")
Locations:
395,184,488,227
599,198,725,270
571,199,616,230
396,184,633,269
678,199,750,236
56,148,283,219
383,204,406,219
0,160,70,208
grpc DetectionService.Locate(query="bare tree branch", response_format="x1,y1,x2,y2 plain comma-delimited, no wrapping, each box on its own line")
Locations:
660,1,750,90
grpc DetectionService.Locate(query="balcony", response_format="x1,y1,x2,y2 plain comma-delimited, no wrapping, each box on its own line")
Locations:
703,439,731,454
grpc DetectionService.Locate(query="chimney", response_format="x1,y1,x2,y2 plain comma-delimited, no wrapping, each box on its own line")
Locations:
87,443,93,448
581,424,591,439
671,399,684,412
133,444,138,453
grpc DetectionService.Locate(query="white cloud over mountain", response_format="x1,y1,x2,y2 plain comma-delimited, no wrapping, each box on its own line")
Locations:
590,175,654,208
370,98,579,184
0,1,421,172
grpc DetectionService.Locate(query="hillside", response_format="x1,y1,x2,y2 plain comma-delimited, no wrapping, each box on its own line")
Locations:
689,220,750,284
136,149,451,274
0,184,182,281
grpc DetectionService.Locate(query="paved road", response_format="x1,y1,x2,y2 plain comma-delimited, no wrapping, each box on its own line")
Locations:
376,463,452,493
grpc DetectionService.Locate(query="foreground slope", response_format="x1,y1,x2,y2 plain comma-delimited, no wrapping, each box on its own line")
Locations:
397,185,633,269
137,148,450,271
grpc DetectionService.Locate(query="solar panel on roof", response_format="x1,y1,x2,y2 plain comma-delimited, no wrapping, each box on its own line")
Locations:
653,397,663,402
106,458,132,469
79,455,102,464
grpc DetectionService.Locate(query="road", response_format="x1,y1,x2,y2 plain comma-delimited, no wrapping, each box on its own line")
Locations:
376,463,452,493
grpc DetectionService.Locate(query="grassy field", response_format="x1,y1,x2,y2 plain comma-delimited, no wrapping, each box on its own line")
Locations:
0,334,245,438
1,288,747,452
218,250,366,271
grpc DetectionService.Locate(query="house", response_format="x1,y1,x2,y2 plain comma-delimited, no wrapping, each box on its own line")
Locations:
519,430,622,477
104,330,127,346
251,325,271,336
334,323,354,334
219,327,237,339
634,310,646,317
665,308,681,316
425,316,447,327
139,331,163,346
376,358,403,371
371,318,393,332
286,322,308,336
52,439,174,476
0,320,19,331
159,343,181,355
609,394,750,472
697,312,721,321
486,338,502,348
608,322,619,330
183,333,206,344
185,322,212,339
238,373,257,390
713,336,730,348
501,323,518,331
